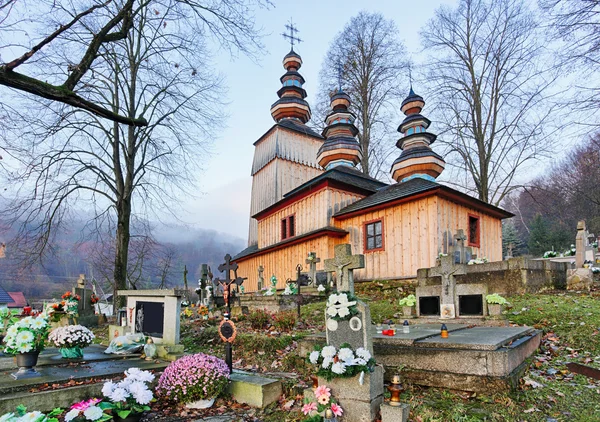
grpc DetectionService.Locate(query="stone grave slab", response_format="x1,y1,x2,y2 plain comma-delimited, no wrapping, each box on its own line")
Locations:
416,326,535,351
228,370,282,408
373,323,468,346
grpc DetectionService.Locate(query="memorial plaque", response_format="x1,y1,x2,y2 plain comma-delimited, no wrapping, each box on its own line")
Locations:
459,294,483,316
419,296,440,316
135,302,164,338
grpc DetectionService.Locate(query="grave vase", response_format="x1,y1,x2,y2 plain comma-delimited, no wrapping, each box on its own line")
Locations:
487,304,502,316
402,306,414,318
12,351,41,380
60,346,84,359
185,397,215,409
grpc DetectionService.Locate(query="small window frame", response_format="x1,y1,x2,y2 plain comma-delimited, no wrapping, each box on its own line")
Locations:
281,214,296,241
467,214,480,248
363,218,385,253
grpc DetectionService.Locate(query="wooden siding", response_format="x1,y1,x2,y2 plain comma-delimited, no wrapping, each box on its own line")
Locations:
436,197,502,262
333,196,439,280
257,187,365,249
236,235,343,292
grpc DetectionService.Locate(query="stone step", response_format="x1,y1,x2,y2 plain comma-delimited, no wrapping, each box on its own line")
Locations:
227,370,282,408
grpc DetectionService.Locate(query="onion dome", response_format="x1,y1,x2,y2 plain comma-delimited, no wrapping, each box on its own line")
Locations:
270,50,311,123
317,89,362,170
391,87,445,183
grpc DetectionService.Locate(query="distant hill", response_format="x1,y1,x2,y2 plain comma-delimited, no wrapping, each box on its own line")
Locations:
0,220,245,299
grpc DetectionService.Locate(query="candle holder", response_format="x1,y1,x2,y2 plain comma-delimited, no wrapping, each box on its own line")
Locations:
389,323,396,335
376,323,383,334
324,408,338,422
310,374,318,389
441,323,449,338
387,374,403,406
403,320,410,334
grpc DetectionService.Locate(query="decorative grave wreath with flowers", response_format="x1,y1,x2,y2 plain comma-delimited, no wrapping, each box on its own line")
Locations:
308,343,376,381
325,292,359,321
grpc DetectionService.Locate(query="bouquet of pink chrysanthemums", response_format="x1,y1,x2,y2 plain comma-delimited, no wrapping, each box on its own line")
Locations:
302,385,343,422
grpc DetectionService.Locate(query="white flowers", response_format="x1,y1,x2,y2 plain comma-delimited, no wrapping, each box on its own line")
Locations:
308,344,374,380
321,346,336,358
356,347,372,361
16,331,33,344
331,362,346,374
309,351,320,365
48,325,95,348
102,368,154,406
64,409,80,421
326,293,356,319
317,284,326,292
3,315,50,355
83,406,104,421
337,348,354,363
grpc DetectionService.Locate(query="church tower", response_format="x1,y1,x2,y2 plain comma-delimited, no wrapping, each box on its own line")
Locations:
391,88,445,182
247,42,324,247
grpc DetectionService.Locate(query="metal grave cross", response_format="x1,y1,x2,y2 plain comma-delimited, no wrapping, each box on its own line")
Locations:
281,19,302,49
323,244,365,295
217,254,244,312
305,252,321,286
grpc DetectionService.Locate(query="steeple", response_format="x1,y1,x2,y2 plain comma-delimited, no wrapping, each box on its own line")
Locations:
317,88,362,170
270,22,311,123
390,87,445,183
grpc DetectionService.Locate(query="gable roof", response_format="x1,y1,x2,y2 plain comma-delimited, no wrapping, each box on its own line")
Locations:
0,285,13,304
252,166,387,220
7,292,27,308
334,177,513,219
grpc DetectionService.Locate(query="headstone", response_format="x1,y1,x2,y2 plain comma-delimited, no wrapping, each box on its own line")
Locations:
73,274,96,325
575,221,596,267
257,265,264,291
428,255,466,319
323,244,365,293
452,229,472,264
305,252,321,285
198,264,211,305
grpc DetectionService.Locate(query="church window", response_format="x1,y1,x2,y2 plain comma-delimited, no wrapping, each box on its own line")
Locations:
407,127,414,135
281,215,295,240
468,214,480,247
364,219,384,252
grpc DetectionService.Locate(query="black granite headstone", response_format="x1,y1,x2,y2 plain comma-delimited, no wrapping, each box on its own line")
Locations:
135,302,164,338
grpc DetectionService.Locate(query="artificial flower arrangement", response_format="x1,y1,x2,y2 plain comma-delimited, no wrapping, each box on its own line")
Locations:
467,257,489,265
3,315,50,355
64,398,111,422
101,368,154,419
485,293,508,305
398,294,416,307
326,292,359,321
181,307,194,319
282,282,298,296
317,284,327,294
542,250,558,259
156,353,230,404
90,294,100,305
48,325,95,350
301,385,343,422
0,405,61,422
264,275,278,296
198,305,209,317
308,343,376,381
0,308,18,332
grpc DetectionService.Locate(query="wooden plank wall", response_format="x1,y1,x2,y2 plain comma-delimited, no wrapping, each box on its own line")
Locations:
333,196,439,280
436,197,502,262
235,236,337,292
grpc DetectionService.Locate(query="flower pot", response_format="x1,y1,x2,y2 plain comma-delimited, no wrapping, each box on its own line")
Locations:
487,304,502,316
113,413,143,422
402,306,414,318
12,351,41,380
310,374,319,389
60,346,84,359
185,397,216,409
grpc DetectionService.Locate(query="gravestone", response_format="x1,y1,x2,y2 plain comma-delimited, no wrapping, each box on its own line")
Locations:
198,264,212,306
575,220,596,267
323,244,365,293
428,255,466,319
257,265,264,292
305,252,321,285
452,230,472,264
320,243,383,422
73,274,97,326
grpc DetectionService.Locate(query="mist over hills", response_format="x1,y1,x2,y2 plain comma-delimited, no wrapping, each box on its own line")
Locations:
0,219,245,299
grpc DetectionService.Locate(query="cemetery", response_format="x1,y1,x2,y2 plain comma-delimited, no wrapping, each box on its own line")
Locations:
1,2,600,422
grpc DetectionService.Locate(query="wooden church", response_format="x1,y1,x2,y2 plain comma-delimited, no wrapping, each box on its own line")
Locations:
234,48,512,291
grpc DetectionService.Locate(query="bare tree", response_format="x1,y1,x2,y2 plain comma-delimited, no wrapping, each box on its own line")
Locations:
315,11,409,178
1,0,263,308
540,0,600,126
0,0,268,125
421,0,558,205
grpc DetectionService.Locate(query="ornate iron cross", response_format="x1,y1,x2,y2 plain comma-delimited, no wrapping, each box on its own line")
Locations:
282,19,302,49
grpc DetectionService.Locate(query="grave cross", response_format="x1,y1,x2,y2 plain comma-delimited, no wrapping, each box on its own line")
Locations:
323,244,365,294
429,254,466,318
453,229,470,264
305,252,320,286
217,254,244,314
257,265,264,291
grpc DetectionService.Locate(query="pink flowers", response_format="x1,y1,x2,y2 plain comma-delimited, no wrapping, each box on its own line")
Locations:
301,402,317,415
302,384,343,419
70,398,101,411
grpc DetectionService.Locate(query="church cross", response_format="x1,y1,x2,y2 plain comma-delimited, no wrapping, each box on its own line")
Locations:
282,19,302,49
323,244,365,295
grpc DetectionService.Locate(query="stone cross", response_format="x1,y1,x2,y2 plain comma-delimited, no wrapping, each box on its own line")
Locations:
576,220,587,268
323,244,365,294
305,252,320,285
257,265,264,291
429,254,466,319
452,229,471,264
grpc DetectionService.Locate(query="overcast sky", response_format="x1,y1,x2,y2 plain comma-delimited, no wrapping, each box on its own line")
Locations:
177,0,459,241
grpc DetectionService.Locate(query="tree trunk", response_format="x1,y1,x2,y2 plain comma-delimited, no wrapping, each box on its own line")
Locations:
113,198,131,310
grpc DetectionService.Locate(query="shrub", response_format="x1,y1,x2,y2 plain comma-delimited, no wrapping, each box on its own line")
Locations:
486,293,508,305
272,310,297,331
156,353,230,403
248,309,271,330
398,294,416,307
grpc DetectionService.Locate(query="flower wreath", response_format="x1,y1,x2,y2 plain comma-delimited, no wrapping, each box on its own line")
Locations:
325,292,359,321
307,343,376,381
